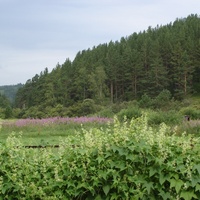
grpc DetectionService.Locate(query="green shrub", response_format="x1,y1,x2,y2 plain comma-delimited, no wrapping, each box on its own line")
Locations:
180,107,200,120
12,108,21,118
139,93,153,108
81,99,97,115
95,107,114,118
65,99,98,117
152,89,172,109
21,106,42,118
139,90,180,111
4,106,13,119
117,106,142,121
148,110,182,125
110,103,128,114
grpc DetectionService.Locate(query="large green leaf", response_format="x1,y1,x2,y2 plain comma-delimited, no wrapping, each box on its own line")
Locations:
159,190,171,200
143,181,154,194
170,178,184,193
149,166,159,177
103,185,110,196
180,190,197,200
191,175,200,187
193,164,200,175
195,183,200,192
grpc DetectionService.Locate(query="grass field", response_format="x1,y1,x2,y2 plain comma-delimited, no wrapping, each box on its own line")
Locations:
0,117,113,146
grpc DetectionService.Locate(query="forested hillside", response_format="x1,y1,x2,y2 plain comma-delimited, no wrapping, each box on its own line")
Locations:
15,14,200,118
0,84,23,103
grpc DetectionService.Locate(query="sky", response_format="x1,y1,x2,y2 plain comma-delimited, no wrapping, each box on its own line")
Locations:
0,0,199,86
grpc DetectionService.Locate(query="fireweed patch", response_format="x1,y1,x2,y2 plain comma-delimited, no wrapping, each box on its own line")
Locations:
0,115,200,199
4,116,113,127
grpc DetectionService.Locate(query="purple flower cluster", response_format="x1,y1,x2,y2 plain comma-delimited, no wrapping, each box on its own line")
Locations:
7,117,113,127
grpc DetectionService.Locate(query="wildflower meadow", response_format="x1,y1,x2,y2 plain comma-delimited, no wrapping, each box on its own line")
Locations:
0,116,112,146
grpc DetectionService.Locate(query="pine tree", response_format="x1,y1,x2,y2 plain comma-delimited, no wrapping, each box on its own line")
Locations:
170,43,194,98
148,40,169,96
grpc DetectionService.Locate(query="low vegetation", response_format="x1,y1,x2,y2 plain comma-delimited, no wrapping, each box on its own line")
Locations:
0,117,112,146
0,115,200,199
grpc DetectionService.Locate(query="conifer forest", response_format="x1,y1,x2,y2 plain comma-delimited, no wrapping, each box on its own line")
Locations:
1,14,200,118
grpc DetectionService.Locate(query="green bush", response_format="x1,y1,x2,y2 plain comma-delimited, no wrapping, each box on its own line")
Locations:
21,106,43,119
12,108,21,119
110,102,129,114
152,89,172,109
139,93,153,108
148,110,182,125
4,106,13,119
139,90,180,111
117,106,142,121
180,107,200,120
65,99,98,117
95,107,114,118
80,99,97,115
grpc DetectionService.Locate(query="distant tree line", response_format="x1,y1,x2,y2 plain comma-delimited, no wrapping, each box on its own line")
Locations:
13,14,200,118
0,93,12,118
0,84,23,103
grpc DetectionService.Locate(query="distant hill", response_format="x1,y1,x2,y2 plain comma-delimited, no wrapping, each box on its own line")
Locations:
0,84,23,104
14,14,200,118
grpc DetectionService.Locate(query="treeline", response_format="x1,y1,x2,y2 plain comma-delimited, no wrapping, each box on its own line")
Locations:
0,93,13,118
0,84,23,118
0,84,23,103
14,14,200,118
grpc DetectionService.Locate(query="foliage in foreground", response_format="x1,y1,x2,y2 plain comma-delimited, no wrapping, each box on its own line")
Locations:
0,116,200,199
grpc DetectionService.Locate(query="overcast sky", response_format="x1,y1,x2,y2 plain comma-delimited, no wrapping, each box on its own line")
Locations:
0,0,199,86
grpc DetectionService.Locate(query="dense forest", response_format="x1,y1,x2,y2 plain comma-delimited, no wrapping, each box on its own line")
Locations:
2,14,200,118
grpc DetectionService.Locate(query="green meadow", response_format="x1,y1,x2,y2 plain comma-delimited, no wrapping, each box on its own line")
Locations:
0,117,112,146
